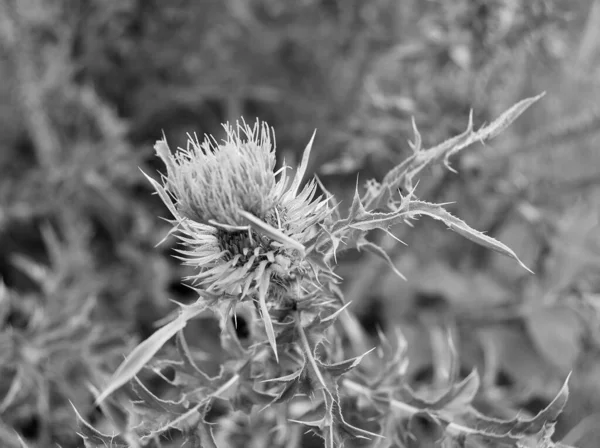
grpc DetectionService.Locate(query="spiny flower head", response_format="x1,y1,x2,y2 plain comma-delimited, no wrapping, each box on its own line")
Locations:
162,121,278,227
144,119,334,359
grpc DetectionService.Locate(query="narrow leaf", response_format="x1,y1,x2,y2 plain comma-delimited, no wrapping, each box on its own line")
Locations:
96,300,208,404
262,366,305,383
357,238,407,281
406,201,533,273
140,169,180,219
240,210,305,256
289,129,316,197
258,273,278,362
317,348,376,377
485,92,545,140
409,117,422,153
0,365,23,412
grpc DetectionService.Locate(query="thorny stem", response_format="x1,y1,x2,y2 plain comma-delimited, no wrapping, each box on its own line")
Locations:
341,378,479,437
295,311,328,389
212,373,240,398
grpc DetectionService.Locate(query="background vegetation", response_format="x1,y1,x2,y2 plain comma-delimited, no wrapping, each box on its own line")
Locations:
0,0,599,446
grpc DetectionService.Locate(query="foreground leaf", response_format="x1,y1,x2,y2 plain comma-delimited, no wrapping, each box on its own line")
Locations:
96,299,208,404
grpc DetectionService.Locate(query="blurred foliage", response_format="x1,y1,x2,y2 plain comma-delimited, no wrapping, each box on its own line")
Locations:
0,0,599,446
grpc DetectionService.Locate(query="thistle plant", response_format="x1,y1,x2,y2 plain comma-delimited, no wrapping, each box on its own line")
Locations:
85,94,574,448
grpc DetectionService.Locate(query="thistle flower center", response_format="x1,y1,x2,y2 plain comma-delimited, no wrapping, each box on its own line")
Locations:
218,230,262,263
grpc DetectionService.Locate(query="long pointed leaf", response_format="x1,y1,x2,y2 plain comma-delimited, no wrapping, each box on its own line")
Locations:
96,300,208,404
406,201,533,273
289,130,316,197
258,272,278,362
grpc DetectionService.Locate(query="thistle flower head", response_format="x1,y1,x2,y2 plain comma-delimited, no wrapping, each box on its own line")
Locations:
163,121,278,227
145,119,333,359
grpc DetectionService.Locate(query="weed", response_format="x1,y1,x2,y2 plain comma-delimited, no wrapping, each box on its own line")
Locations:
84,95,574,447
